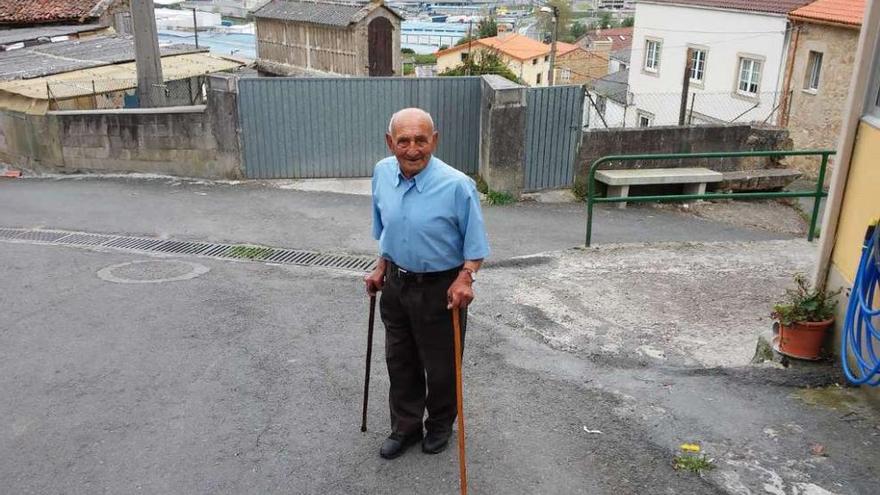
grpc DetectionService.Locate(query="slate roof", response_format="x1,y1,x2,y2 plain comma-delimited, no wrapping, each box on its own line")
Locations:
789,0,864,26
589,69,629,105
254,0,402,27
641,0,814,15
0,0,117,25
0,35,200,80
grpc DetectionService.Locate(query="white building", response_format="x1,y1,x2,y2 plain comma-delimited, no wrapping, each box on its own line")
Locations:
626,0,812,127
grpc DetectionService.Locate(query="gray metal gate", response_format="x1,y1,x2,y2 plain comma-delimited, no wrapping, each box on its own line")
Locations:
238,77,482,179
523,86,584,191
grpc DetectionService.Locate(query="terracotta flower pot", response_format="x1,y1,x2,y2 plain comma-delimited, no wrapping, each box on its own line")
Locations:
775,319,834,360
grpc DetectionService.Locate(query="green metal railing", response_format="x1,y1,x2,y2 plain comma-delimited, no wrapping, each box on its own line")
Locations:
585,149,835,246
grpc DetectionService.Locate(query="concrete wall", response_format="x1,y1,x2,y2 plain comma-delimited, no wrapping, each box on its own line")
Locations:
0,75,242,179
785,22,859,177
577,124,793,182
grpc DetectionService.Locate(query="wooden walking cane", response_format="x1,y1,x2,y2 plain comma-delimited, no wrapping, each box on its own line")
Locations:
452,307,468,495
361,294,376,432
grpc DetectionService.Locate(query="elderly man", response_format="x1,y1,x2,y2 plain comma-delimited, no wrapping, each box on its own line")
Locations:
364,108,490,459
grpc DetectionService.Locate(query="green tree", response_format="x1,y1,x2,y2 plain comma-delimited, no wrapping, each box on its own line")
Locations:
537,0,573,41
598,11,614,29
455,35,477,46
477,17,498,38
439,51,520,84
570,20,587,40
621,16,634,27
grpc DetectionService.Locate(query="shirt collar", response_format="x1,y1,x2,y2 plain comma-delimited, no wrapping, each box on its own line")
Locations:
394,156,435,193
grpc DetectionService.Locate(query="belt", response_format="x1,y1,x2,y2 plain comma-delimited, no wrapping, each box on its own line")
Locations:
387,261,461,283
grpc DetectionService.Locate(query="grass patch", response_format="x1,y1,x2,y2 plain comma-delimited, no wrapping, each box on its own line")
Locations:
485,190,515,205
472,173,489,194
227,245,273,260
673,454,715,474
572,176,588,201
413,53,437,65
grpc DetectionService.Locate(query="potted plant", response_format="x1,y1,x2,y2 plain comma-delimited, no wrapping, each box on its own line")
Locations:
771,274,841,360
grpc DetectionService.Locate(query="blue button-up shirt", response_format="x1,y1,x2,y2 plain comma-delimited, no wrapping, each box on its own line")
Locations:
371,155,490,272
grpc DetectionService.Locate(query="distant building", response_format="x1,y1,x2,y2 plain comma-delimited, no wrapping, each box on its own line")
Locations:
435,33,551,86
584,69,630,128
782,0,864,176
554,41,610,85
253,0,403,77
576,27,632,74
400,20,469,54
626,0,812,127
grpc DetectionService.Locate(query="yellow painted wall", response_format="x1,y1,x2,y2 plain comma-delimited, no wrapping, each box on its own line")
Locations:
829,121,880,283
434,47,548,86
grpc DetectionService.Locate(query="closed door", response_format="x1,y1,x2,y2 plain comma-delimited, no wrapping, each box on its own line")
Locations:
368,17,393,76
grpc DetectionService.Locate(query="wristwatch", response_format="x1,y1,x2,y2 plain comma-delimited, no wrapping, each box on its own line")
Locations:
461,267,476,282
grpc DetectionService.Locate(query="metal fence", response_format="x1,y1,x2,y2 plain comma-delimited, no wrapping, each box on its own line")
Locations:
584,149,834,246
237,77,483,179
584,90,785,129
47,77,208,111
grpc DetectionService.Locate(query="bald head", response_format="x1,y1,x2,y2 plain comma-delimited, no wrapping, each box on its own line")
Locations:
388,108,435,136
385,107,439,179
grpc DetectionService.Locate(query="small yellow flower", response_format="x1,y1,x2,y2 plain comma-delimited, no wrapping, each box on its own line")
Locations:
680,443,701,453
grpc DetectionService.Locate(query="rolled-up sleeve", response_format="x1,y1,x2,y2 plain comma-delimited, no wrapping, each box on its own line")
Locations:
457,180,490,261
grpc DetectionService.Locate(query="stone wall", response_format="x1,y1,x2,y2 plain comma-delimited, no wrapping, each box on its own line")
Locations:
577,124,793,183
0,75,242,179
785,22,859,177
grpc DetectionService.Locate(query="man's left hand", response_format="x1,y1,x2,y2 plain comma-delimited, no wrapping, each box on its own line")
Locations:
447,273,474,309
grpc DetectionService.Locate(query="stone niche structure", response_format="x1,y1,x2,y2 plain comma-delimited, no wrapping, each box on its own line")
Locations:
254,0,402,77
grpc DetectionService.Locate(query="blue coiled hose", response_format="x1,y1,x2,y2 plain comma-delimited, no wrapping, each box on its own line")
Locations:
841,225,880,385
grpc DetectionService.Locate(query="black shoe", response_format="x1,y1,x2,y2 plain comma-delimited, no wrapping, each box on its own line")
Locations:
422,430,451,454
379,431,423,459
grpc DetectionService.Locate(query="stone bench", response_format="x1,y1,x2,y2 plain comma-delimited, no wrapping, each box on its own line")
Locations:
595,167,724,208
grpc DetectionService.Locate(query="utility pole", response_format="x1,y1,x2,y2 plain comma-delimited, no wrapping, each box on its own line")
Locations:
541,5,560,86
678,48,694,126
192,8,199,49
131,0,166,107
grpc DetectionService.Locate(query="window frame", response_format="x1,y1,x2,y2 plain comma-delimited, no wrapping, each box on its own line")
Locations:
643,38,662,75
735,54,764,98
637,110,654,127
688,46,708,85
536,72,542,85
863,34,880,128
804,50,823,92
560,68,572,82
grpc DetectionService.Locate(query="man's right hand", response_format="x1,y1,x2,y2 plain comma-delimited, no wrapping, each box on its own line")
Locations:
364,267,385,296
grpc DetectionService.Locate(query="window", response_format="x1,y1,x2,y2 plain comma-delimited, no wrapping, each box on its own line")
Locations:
532,58,538,65
637,111,653,127
561,68,571,82
460,52,469,62
804,51,823,91
737,57,762,95
867,48,880,123
544,55,549,62
690,49,706,83
644,39,661,72
536,72,542,85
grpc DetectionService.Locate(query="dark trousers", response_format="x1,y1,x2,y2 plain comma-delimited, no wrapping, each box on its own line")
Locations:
380,265,467,436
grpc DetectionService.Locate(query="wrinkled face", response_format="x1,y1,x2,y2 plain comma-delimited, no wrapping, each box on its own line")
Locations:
385,113,439,178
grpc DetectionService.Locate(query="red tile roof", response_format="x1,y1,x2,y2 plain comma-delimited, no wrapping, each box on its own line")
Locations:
0,0,113,25
789,0,864,26
643,0,814,15
578,27,633,53
436,33,551,61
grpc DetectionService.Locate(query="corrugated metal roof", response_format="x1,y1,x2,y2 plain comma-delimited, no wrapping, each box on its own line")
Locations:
254,0,379,26
642,0,814,15
0,22,107,45
0,35,200,80
789,0,864,26
0,52,244,100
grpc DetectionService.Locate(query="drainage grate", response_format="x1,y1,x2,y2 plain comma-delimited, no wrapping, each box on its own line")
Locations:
0,227,374,272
